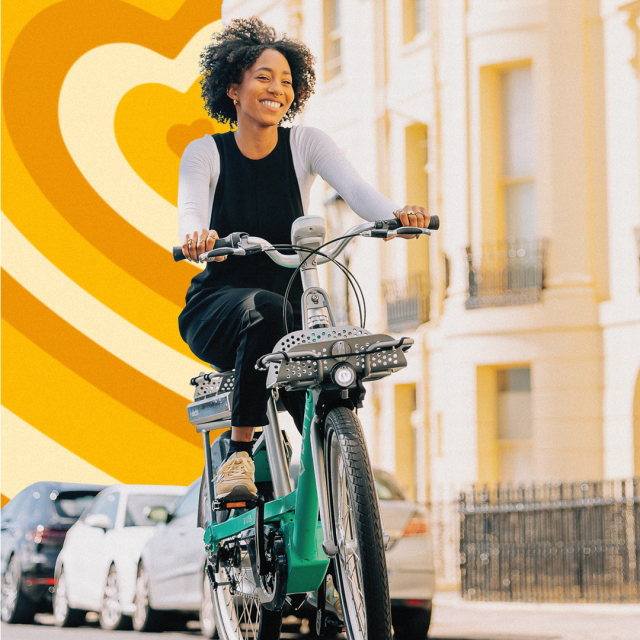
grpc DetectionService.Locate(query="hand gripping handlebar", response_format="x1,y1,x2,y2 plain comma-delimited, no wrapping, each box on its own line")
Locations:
172,215,439,264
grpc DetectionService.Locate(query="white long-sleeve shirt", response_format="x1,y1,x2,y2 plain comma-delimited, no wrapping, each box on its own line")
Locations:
177,124,399,241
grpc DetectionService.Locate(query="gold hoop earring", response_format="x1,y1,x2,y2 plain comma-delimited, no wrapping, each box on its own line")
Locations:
233,99,238,105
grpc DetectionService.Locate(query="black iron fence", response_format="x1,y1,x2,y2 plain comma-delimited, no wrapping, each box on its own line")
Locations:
459,479,640,603
382,273,430,332
466,237,548,309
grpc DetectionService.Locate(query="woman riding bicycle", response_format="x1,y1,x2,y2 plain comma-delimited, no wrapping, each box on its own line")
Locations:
178,16,428,502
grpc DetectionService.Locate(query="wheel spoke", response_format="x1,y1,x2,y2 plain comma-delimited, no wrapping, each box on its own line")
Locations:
213,542,269,640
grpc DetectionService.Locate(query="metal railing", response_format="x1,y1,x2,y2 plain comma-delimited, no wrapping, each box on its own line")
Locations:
382,273,430,333
459,479,640,603
466,237,548,309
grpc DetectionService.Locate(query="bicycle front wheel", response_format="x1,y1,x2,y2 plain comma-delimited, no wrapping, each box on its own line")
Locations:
324,406,392,640
211,541,282,640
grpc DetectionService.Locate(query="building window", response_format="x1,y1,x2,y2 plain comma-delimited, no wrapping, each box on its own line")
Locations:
382,273,430,332
403,0,430,43
500,66,536,239
477,365,533,484
388,122,430,327
470,63,544,309
405,123,429,209
395,383,417,499
496,368,533,483
324,0,342,81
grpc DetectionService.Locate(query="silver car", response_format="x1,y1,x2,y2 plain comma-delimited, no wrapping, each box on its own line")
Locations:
375,469,435,640
133,480,214,637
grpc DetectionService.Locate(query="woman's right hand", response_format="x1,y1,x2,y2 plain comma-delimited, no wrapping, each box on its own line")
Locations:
182,229,228,262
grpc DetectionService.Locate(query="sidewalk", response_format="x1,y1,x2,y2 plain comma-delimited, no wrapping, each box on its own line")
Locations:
429,591,640,640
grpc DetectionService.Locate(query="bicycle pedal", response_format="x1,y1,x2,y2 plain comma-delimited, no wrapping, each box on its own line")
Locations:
213,496,262,512
213,499,248,511
326,617,345,631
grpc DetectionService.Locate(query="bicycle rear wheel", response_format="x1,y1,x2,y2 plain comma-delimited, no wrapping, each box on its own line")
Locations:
211,539,282,640
324,407,392,640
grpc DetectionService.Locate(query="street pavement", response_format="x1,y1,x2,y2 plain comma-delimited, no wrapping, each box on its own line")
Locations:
430,591,640,640
2,596,640,639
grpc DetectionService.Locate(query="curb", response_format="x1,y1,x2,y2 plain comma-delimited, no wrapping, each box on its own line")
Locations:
433,592,640,616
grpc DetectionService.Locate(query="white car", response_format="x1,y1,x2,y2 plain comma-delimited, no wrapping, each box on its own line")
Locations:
52,484,186,630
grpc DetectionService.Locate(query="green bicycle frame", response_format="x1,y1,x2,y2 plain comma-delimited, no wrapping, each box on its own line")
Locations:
203,391,329,594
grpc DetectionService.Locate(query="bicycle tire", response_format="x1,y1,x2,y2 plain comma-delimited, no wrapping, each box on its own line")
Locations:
211,542,282,640
324,406,392,640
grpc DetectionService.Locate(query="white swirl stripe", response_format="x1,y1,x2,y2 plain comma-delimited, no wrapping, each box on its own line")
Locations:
58,21,221,252
2,213,198,399
1,407,119,499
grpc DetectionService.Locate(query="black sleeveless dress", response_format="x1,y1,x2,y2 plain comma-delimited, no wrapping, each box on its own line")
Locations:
178,128,306,429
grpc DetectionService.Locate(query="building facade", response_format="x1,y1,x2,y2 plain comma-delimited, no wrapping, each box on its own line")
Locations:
221,0,640,503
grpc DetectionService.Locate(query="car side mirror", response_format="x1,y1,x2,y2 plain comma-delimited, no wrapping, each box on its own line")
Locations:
85,514,113,530
146,506,170,524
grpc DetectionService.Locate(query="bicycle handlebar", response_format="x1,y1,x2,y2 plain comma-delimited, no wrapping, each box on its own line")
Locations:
172,215,439,264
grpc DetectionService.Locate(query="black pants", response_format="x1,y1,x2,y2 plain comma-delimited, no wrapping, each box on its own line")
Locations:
179,286,306,431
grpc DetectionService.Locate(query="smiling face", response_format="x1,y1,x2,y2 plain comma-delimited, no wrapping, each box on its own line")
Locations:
227,48,295,129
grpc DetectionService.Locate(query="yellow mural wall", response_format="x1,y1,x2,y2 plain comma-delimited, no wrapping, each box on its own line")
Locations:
2,0,230,504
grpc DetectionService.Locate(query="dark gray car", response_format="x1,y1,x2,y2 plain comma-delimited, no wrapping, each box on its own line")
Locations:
1,482,105,624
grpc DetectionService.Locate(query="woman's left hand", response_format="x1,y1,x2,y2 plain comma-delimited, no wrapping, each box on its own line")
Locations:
391,205,430,239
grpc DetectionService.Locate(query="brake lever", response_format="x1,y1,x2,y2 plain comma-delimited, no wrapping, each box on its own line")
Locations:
361,227,430,238
198,247,237,262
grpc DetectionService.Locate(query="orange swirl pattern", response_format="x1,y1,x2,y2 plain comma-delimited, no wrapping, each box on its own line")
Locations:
2,0,229,503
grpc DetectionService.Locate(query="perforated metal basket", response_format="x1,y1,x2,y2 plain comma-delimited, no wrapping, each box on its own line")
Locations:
264,326,411,390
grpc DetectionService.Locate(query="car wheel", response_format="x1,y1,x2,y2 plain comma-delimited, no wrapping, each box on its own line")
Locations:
99,564,132,631
1,554,36,624
200,571,217,638
392,605,432,640
53,567,85,627
132,562,164,632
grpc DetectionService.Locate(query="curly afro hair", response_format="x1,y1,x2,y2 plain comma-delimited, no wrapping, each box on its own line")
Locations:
200,17,316,126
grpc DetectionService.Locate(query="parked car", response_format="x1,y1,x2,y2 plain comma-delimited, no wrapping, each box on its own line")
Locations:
53,484,186,630
1,481,105,624
134,479,215,636
375,469,435,640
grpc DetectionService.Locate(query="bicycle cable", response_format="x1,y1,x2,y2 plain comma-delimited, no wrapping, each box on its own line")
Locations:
270,232,367,334
251,237,365,334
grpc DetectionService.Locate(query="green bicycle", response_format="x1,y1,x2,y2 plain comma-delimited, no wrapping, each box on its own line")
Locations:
173,213,438,640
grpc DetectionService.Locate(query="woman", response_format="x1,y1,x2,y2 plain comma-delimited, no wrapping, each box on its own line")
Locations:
178,17,428,502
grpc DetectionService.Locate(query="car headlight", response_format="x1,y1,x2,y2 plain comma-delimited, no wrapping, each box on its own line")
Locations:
331,363,356,388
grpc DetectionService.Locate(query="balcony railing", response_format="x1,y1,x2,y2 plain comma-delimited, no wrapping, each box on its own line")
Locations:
466,237,548,309
382,273,430,333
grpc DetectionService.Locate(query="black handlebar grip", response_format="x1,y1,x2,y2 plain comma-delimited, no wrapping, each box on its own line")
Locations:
212,235,235,249
378,215,440,231
172,232,246,262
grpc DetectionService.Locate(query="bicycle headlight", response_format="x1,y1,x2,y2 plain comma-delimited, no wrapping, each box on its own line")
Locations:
332,363,356,388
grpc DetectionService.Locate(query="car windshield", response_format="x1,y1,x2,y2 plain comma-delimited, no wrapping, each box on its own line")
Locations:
124,494,180,527
53,491,101,518
374,470,407,501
